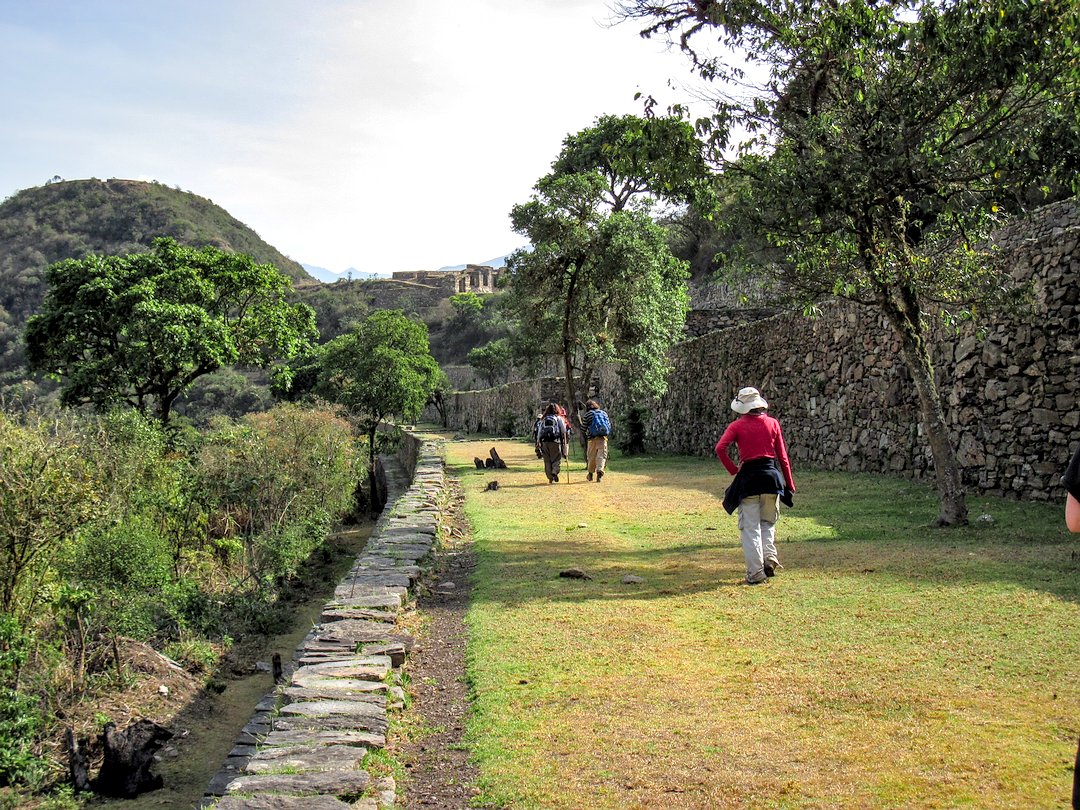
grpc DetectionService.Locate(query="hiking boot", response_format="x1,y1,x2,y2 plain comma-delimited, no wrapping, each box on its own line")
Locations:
764,559,783,578
553,474,559,482
587,472,593,481
746,574,768,585
596,470,604,482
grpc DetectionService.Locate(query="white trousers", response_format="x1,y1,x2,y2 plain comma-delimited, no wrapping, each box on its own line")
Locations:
738,494,779,581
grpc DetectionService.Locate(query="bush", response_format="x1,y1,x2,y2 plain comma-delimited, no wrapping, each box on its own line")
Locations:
0,616,47,788
0,413,100,622
200,403,362,585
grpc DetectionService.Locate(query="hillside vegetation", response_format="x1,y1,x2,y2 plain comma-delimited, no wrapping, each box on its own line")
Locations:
0,179,314,398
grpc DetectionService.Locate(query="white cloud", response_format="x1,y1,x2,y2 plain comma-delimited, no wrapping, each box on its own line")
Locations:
0,0,712,271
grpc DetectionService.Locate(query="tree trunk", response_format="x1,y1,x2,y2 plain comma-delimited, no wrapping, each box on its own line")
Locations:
880,286,968,526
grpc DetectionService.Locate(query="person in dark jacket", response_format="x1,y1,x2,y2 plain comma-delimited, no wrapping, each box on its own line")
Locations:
1065,443,1080,533
534,402,568,483
715,387,795,584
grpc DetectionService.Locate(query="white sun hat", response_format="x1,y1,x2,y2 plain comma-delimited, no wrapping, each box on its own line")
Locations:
730,386,769,414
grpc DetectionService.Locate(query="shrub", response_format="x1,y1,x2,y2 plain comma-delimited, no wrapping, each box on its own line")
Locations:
0,616,47,788
0,413,100,621
199,403,361,586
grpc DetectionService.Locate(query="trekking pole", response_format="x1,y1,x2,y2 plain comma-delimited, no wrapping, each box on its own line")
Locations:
565,440,571,485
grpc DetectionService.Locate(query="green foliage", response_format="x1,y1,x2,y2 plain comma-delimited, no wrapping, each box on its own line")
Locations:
507,119,697,407
429,290,513,366
309,310,442,452
292,279,372,340
0,178,313,403
620,0,1080,525
174,368,274,425
199,403,361,585
24,238,317,425
0,616,47,788
449,292,484,323
0,413,100,620
466,338,515,388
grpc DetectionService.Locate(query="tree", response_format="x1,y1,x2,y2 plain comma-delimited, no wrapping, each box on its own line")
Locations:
0,413,100,621
24,237,317,426
310,310,443,507
506,114,711,416
467,338,515,388
618,0,1080,525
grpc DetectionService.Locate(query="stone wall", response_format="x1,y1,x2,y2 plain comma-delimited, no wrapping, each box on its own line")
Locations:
684,307,781,338
430,378,571,436
434,199,1079,501
204,435,446,808
391,265,500,294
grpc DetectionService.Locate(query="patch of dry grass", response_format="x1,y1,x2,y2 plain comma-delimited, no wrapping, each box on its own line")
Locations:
444,436,1080,809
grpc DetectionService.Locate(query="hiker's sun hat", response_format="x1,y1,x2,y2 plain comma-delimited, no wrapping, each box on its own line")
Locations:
731,386,769,414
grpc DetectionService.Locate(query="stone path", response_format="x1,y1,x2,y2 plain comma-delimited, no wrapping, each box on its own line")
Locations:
202,438,446,809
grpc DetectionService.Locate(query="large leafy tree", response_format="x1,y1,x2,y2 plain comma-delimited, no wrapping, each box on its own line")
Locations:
506,114,712,416
24,238,316,426
303,310,443,507
619,0,1080,525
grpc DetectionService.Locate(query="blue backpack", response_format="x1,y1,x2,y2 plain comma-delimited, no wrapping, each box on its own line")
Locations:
588,409,611,438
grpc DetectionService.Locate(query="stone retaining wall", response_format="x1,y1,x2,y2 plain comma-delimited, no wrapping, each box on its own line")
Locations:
434,199,1080,500
203,433,445,809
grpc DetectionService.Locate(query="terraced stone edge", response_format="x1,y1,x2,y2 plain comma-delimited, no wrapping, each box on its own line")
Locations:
201,433,445,810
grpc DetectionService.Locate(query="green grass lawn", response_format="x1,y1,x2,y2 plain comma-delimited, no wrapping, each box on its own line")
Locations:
440,435,1080,809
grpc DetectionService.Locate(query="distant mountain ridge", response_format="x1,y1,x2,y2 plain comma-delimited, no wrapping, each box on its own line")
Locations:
0,178,315,393
437,253,513,272
301,263,393,283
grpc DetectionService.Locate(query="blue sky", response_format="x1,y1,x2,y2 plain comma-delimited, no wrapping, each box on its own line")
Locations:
0,0,707,274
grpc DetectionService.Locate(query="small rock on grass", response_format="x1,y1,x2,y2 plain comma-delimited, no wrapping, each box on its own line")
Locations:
621,575,645,585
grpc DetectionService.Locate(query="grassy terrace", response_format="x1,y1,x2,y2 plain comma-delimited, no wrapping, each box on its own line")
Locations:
439,435,1080,809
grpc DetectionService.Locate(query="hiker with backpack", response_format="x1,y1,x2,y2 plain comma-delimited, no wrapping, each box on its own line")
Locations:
577,399,612,483
715,387,795,585
535,402,568,483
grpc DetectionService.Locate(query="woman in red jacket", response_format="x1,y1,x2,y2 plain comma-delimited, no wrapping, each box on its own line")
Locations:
715,387,796,585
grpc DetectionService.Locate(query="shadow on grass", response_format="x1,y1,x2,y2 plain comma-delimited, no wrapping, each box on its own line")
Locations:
458,447,1080,608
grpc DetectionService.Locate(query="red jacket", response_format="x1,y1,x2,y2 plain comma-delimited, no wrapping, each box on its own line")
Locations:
715,412,795,491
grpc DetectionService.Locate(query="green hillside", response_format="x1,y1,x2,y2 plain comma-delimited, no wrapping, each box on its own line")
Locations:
0,178,315,395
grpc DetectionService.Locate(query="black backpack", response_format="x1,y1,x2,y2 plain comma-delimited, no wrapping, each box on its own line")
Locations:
537,414,563,442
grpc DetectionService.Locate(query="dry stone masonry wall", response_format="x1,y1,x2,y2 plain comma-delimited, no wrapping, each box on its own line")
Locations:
203,434,446,809
437,199,1079,501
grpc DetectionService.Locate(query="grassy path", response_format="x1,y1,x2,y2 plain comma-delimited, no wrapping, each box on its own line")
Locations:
442,435,1080,809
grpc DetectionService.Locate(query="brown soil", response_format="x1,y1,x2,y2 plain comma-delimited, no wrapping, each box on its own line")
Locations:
397,479,482,809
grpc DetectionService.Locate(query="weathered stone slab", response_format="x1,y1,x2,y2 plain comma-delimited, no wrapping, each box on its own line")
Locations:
322,594,401,611
278,699,384,719
337,571,414,588
282,686,386,705
223,768,370,797
258,729,384,748
318,607,397,623
381,525,436,538
313,619,404,643
356,641,407,667
211,796,357,810
296,657,392,679
332,583,408,601
290,673,388,694
271,713,388,736
244,744,365,774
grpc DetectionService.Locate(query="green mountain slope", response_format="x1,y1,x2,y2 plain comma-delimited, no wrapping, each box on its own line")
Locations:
0,178,314,393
